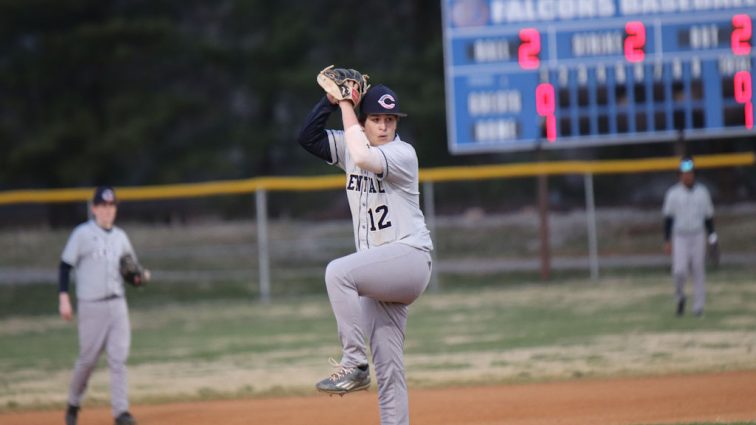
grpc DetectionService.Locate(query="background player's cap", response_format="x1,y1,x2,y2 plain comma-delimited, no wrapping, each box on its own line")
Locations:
360,84,407,117
93,186,117,205
679,157,695,173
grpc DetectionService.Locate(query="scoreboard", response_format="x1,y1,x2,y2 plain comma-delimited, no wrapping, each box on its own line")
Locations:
442,0,756,154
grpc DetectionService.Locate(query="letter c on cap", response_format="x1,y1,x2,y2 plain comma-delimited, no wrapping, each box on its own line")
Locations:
377,94,396,110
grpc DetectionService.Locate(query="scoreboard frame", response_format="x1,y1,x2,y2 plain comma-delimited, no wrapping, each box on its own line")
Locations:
442,0,756,154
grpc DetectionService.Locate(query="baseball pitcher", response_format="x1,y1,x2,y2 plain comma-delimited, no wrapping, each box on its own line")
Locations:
297,66,433,425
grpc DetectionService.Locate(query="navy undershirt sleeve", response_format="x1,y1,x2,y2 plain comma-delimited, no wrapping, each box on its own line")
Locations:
297,96,337,162
664,216,673,241
59,261,73,293
705,217,715,235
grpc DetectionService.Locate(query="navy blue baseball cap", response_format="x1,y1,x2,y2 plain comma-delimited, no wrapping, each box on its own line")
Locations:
93,186,117,205
360,84,407,117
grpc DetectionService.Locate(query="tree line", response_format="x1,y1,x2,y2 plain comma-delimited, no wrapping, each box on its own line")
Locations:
0,0,449,190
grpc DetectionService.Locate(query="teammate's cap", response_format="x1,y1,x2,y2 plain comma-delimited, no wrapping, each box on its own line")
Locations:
360,84,407,117
679,157,695,173
92,186,117,205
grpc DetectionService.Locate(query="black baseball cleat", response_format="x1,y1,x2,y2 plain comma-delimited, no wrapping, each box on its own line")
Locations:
676,298,686,316
115,411,137,425
65,404,80,425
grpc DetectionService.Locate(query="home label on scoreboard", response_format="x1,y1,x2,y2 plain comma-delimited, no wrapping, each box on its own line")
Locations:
442,0,756,154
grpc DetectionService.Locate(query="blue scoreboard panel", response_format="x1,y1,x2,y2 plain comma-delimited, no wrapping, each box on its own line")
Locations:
442,0,756,154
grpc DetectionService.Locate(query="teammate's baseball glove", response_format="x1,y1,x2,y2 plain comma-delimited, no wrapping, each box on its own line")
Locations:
119,254,150,287
316,65,370,106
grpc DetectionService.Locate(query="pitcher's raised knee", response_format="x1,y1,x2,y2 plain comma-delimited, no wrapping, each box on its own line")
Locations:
325,257,351,289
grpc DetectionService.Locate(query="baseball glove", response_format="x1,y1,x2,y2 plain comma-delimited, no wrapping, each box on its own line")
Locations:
316,65,370,106
119,254,150,287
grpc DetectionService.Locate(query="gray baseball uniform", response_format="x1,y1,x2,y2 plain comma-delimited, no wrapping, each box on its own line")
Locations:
662,182,714,314
61,220,136,417
325,128,432,425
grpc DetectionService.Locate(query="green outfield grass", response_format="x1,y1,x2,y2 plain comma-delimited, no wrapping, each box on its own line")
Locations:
0,267,754,412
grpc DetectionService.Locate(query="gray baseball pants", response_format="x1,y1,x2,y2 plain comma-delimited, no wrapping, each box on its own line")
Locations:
325,242,432,425
68,297,131,417
672,232,706,313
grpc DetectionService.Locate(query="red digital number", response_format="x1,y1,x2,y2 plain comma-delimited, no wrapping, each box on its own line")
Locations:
731,14,752,55
734,70,754,129
624,21,646,63
518,28,541,70
734,71,752,103
536,83,556,142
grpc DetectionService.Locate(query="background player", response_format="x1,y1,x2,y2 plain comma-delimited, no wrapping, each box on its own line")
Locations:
58,186,140,425
297,79,433,425
662,156,717,317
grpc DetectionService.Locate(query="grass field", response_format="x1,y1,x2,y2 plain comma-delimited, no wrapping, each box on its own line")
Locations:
1,205,754,424
1,267,754,413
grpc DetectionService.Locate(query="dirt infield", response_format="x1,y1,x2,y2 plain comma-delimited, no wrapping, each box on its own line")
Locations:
3,370,755,425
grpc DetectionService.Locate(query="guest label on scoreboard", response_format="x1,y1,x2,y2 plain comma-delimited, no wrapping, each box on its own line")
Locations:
442,0,756,154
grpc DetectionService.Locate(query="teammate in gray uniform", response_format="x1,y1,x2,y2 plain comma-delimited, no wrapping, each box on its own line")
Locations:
298,83,433,425
662,156,717,317
58,186,139,425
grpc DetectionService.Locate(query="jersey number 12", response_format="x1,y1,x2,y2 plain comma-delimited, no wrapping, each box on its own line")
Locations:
368,205,392,231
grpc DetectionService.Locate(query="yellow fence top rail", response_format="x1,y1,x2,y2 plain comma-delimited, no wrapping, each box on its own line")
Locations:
420,152,754,181
0,152,752,205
